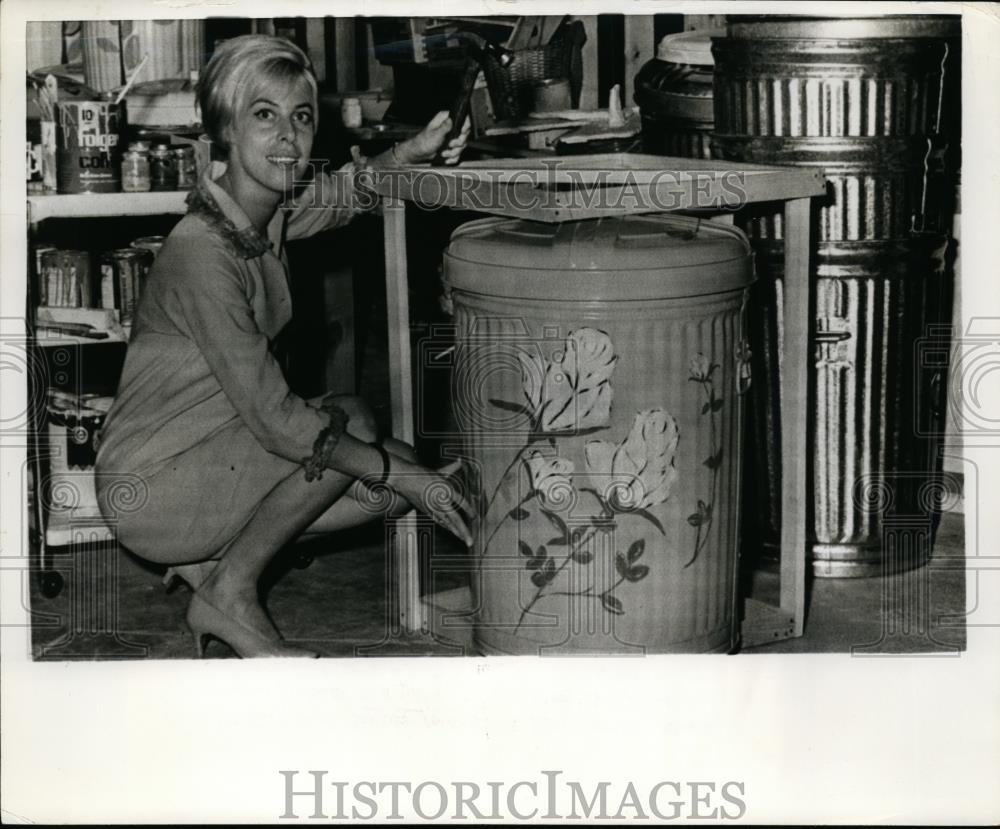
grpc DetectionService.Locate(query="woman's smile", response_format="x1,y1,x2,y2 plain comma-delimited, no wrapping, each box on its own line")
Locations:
219,73,316,222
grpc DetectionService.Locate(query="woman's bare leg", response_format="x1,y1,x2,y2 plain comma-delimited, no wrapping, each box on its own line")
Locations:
196,396,384,636
298,436,417,537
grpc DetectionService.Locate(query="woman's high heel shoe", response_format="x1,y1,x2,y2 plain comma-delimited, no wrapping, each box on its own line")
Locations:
186,593,319,659
163,560,218,593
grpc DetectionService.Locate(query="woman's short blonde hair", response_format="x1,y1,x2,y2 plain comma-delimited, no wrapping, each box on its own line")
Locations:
197,34,318,153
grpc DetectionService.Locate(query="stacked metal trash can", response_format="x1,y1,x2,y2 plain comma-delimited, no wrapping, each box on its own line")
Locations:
634,30,722,160
710,15,960,576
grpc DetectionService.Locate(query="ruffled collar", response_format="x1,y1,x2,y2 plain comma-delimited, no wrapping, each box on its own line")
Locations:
185,161,274,260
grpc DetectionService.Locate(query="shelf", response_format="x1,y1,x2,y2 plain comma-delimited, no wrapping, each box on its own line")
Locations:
45,514,115,548
27,191,189,224
34,335,126,348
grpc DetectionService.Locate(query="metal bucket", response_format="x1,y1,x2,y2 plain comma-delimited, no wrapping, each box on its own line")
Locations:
713,16,959,577
444,214,754,654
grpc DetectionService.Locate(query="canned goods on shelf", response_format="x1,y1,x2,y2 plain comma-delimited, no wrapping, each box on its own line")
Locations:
122,148,151,192
40,249,92,308
130,235,166,258
99,248,150,325
150,142,178,191
33,244,57,305
172,146,197,190
55,100,124,194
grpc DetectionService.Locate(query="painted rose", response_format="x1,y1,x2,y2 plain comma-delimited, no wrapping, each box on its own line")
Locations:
519,328,617,432
585,408,679,511
688,353,713,383
523,451,575,506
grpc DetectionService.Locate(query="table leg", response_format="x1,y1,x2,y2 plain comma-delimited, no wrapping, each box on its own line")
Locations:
781,197,811,637
382,198,426,634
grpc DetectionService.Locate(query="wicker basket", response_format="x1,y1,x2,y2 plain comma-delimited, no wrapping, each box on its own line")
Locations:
481,22,586,121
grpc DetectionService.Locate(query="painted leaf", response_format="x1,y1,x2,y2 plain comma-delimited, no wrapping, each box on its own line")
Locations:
518,351,545,415
626,539,645,563
615,552,628,578
547,536,568,547
687,512,703,527
625,564,650,583
635,508,666,535
711,398,724,412
123,36,141,69
490,398,530,416
537,329,617,432
531,571,547,588
509,507,529,521
519,540,533,558
541,509,569,537
702,401,711,415
527,556,546,570
704,449,724,471
571,549,594,565
543,558,557,583
96,36,119,53
601,594,624,615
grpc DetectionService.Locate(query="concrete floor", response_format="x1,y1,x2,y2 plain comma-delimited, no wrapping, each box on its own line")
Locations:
28,509,966,660
29,295,968,659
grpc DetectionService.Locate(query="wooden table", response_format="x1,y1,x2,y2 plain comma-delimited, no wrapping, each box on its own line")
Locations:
373,154,826,648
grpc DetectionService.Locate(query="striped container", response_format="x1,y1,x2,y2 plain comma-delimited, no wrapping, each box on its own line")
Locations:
634,30,722,160
712,15,960,577
444,215,754,654
741,235,949,575
81,20,206,93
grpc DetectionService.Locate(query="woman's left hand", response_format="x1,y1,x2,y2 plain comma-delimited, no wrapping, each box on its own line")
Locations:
398,110,471,165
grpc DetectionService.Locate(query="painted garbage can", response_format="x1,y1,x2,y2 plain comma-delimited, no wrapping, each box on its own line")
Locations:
444,214,755,655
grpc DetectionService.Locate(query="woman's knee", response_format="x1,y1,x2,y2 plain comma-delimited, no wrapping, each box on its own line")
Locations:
328,395,379,444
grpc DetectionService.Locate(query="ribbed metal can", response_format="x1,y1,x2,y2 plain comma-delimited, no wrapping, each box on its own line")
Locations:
742,235,949,576
444,214,754,654
634,30,722,160
713,29,958,138
713,134,953,240
713,15,960,578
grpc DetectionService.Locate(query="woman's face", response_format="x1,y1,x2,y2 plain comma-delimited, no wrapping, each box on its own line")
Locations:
224,73,315,203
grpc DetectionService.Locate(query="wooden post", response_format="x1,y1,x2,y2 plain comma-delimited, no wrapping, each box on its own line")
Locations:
780,197,811,636
383,199,424,633
623,16,655,103
334,18,356,92
577,16,600,110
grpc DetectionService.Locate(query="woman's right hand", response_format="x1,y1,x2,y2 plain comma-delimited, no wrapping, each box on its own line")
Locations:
388,458,475,547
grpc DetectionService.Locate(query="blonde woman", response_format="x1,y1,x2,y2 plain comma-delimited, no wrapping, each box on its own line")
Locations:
96,35,472,658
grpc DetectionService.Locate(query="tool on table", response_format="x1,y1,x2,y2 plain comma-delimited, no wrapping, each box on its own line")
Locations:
36,321,110,340
431,32,515,167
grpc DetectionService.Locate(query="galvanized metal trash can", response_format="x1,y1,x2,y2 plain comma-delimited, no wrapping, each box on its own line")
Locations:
712,15,960,577
634,29,722,160
444,214,755,654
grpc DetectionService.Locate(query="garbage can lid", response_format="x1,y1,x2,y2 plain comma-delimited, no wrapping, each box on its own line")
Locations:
656,29,724,65
445,213,754,301
725,15,961,40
